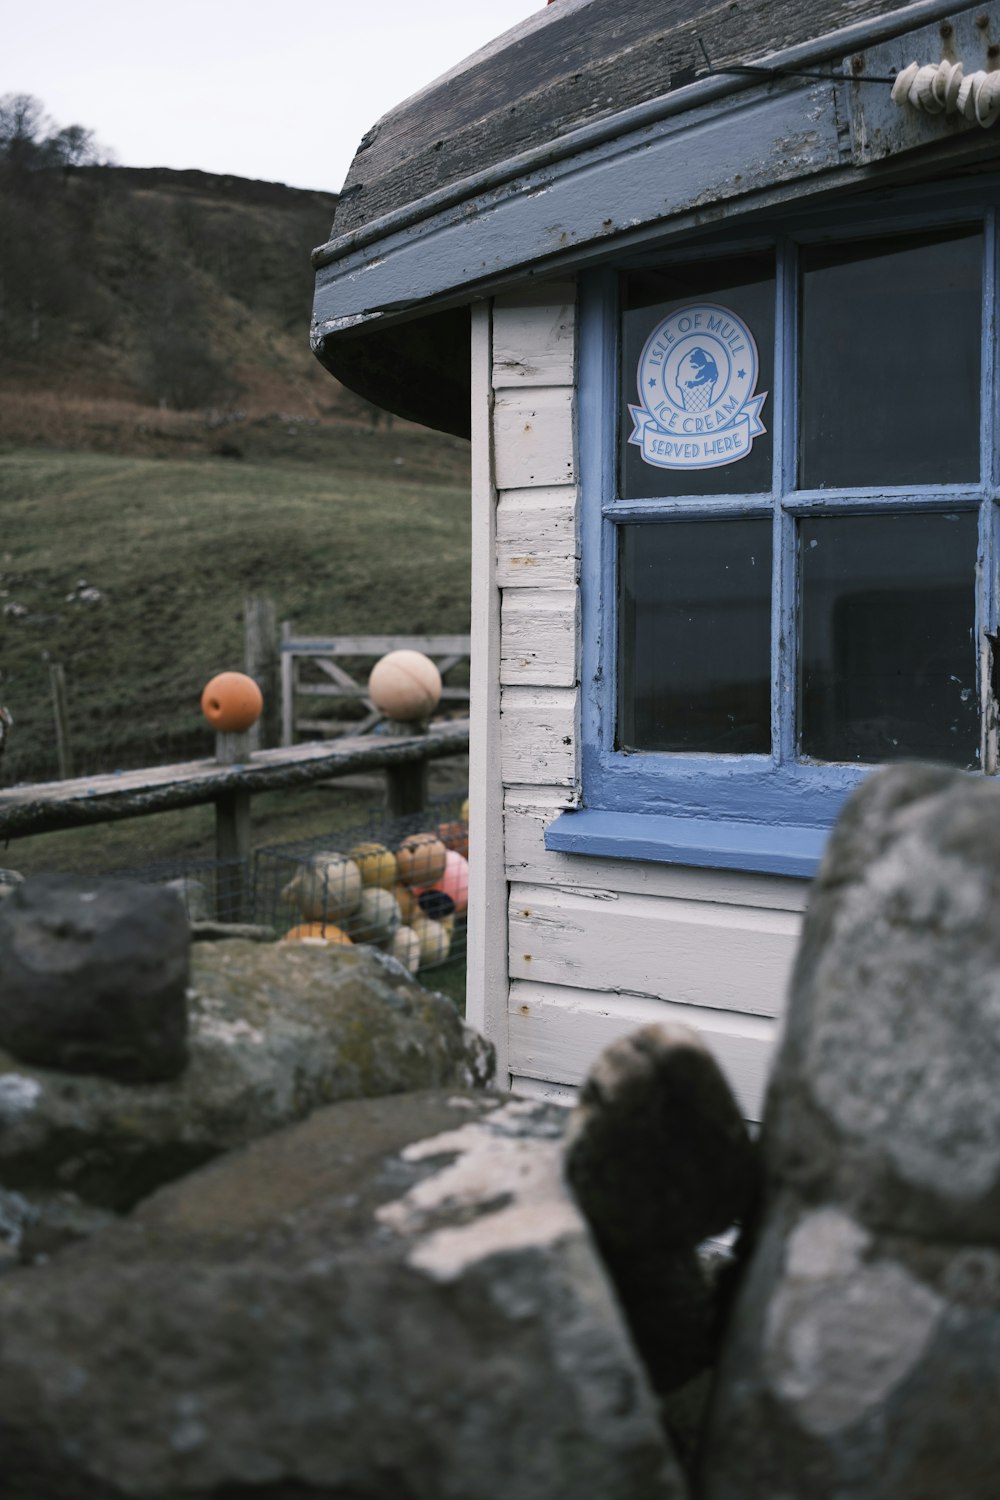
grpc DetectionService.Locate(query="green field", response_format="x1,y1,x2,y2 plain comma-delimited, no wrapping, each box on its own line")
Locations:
1,434,472,1005
0,431,472,789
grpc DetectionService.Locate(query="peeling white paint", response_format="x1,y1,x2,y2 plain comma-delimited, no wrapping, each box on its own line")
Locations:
376,1101,578,1282
0,1074,42,1123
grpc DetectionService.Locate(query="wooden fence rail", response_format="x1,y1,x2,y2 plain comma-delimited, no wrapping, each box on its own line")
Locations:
0,721,471,918
280,629,471,745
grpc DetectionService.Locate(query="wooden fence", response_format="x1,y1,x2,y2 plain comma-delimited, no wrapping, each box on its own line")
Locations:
0,722,471,919
280,630,471,745
26,603,471,778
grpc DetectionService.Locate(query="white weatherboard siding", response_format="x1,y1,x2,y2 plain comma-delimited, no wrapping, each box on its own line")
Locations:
478,283,806,1113
508,984,778,1122
508,883,798,1018
496,487,578,590
500,589,578,688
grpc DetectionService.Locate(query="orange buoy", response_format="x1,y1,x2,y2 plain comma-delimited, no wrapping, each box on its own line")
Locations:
436,819,469,859
201,672,263,733
282,921,353,945
396,832,448,887
394,881,419,924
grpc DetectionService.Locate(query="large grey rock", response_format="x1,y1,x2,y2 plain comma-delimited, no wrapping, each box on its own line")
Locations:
764,762,1000,1241
0,1090,687,1500
702,766,1000,1499
704,1201,1000,1500
0,1185,114,1272
564,1024,758,1395
0,939,494,1211
0,874,190,1082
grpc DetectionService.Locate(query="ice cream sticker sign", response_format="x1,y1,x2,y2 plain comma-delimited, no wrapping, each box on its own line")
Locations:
628,302,767,471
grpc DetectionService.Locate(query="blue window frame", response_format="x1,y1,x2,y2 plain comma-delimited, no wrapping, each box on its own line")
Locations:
546,189,1000,878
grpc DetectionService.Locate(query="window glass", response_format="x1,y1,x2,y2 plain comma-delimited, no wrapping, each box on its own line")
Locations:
620,254,775,499
799,229,982,489
799,512,979,767
618,519,772,753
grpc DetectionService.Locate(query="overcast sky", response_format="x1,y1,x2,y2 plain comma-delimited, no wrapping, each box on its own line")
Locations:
5,0,545,194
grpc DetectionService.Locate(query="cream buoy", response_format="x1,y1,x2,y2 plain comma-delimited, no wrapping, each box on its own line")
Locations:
281,853,363,923
201,672,263,734
368,650,442,723
390,925,422,974
354,887,402,947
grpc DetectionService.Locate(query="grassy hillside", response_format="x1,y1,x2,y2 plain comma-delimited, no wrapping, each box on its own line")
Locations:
0,163,372,450
0,432,471,788
1,155,472,996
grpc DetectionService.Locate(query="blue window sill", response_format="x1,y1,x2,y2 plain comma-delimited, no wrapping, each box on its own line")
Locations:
544,807,828,878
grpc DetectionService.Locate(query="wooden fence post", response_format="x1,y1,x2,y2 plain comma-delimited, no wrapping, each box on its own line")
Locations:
280,620,294,746
384,720,429,817
214,730,251,920
244,596,279,751
49,664,74,780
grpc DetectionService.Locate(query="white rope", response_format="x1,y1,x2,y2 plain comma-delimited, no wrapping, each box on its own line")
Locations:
892,57,1000,127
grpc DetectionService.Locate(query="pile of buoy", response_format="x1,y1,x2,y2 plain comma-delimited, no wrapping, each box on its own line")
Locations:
892,57,1000,128
280,800,470,972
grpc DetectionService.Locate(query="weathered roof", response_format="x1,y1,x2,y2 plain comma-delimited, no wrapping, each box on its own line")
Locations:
312,0,1000,434
324,0,909,240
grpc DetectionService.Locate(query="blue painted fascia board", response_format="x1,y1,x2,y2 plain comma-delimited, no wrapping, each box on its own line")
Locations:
312,0,994,347
315,0,966,272
313,79,846,340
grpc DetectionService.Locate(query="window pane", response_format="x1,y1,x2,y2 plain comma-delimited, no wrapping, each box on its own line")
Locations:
799,230,982,489
619,520,772,753
799,512,979,767
620,254,774,499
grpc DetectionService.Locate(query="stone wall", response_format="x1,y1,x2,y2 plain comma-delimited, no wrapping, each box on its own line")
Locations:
1,763,998,1497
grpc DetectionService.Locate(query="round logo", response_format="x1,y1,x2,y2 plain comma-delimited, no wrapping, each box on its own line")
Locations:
629,302,767,472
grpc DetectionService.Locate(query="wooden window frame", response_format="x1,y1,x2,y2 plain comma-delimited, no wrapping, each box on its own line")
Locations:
547,183,1000,876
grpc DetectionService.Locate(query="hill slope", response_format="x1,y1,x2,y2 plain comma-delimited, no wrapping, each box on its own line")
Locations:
0,163,386,456
0,163,473,787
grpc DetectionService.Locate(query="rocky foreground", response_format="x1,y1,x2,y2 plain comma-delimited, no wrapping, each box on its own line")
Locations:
1,762,999,1498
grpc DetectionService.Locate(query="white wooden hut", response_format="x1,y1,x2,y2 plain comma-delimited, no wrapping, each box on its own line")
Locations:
312,0,1000,1116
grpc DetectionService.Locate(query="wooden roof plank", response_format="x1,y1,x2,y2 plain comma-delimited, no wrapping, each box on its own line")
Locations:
328,0,927,238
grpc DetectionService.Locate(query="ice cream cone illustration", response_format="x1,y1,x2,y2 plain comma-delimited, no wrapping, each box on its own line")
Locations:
675,346,719,412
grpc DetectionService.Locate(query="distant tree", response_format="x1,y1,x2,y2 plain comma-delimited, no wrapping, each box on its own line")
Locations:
0,93,51,163
0,92,114,175
0,95,116,347
142,327,242,411
47,123,107,168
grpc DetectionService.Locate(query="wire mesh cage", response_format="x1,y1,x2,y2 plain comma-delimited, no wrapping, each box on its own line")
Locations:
99,855,252,925
252,796,469,975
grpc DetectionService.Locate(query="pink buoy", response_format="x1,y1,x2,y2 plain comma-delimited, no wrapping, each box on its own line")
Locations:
414,848,469,915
